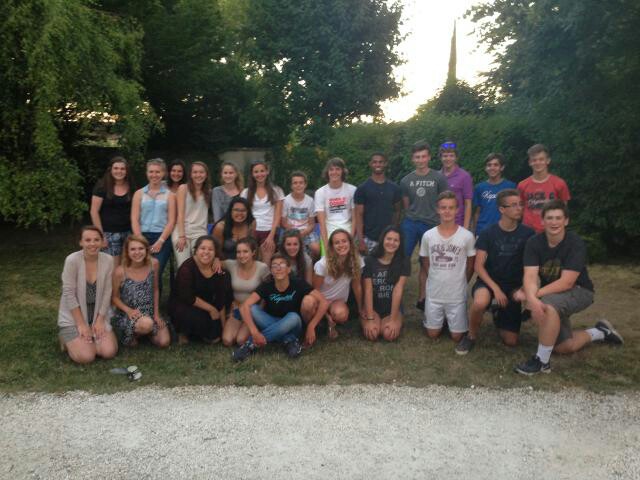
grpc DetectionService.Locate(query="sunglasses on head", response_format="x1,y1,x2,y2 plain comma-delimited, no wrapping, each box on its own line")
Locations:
440,142,457,150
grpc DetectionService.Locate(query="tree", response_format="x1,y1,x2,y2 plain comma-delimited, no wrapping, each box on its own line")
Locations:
240,0,403,144
0,0,156,228
469,0,640,243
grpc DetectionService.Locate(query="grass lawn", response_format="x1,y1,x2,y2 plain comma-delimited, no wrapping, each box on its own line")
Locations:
1,226,638,394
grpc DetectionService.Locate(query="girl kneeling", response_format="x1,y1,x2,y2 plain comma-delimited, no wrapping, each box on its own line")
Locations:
362,226,410,341
112,235,170,348
58,226,118,364
311,229,364,340
169,236,232,344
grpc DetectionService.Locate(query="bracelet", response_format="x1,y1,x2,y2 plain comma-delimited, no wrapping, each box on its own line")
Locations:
158,238,165,243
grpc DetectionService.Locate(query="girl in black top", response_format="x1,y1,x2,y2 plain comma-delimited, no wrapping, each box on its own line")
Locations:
362,226,411,342
169,235,232,344
213,197,256,259
90,156,135,263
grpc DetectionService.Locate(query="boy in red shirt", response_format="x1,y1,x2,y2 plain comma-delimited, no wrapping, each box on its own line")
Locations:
517,144,570,233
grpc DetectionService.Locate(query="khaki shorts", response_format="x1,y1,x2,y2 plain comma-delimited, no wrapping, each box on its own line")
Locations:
540,286,594,344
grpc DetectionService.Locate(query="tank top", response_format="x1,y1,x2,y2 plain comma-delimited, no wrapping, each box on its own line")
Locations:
140,184,170,233
184,191,208,237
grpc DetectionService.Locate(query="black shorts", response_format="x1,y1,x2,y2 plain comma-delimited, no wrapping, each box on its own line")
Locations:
472,279,523,334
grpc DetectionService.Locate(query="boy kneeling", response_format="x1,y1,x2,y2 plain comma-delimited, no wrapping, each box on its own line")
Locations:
513,200,623,375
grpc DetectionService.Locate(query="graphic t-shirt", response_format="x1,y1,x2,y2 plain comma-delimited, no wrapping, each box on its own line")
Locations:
523,231,593,292
475,223,535,287
472,179,517,234
282,193,315,231
399,170,449,225
363,256,411,316
241,186,285,231
314,183,357,235
354,178,402,240
442,166,474,226
255,278,313,318
314,255,365,302
419,226,476,303
517,175,570,233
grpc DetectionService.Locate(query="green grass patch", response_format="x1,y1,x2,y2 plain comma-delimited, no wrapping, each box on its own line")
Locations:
1,226,638,393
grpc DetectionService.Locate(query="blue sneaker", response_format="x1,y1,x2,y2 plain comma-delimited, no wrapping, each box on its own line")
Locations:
232,340,256,362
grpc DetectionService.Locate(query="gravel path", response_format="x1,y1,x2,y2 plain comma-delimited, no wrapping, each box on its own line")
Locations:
1,385,639,479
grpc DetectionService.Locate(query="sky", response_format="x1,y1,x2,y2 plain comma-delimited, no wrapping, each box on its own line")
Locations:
381,0,495,122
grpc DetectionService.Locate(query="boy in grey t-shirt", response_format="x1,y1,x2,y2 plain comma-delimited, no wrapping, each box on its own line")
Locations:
400,141,449,308
400,140,449,257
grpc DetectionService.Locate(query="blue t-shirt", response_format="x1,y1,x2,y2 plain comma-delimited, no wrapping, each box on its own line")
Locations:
473,179,516,234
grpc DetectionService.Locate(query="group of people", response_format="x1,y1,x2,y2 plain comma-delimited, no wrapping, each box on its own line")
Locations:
58,141,623,375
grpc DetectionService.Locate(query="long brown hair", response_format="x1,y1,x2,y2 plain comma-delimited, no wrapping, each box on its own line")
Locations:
325,229,361,281
247,160,277,207
220,161,244,191
121,234,152,268
98,156,134,200
187,161,212,205
278,229,306,279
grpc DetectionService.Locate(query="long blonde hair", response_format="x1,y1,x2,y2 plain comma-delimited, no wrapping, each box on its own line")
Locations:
325,229,360,281
121,235,152,268
220,161,244,192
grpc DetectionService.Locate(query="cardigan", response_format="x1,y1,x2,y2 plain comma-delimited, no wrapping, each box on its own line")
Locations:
57,251,114,328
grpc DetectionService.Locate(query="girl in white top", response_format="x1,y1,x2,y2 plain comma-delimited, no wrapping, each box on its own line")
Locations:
212,161,243,223
221,237,270,347
172,161,211,268
240,160,284,265
314,157,357,250
311,229,364,340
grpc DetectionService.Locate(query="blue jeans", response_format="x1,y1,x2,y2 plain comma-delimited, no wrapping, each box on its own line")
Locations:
401,218,434,257
143,231,172,294
250,304,301,344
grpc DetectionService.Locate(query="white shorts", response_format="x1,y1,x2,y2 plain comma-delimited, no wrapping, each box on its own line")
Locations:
423,299,468,333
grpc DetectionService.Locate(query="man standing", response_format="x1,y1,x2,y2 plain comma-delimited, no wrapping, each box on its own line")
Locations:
456,189,534,355
355,152,402,254
472,153,516,235
399,140,449,309
439,141,473,230
513,200,623,375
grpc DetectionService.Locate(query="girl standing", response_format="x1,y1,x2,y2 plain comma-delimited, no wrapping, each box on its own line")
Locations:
212,161,243,223
111,235,170,348
173,161,211,268
90,156,134,263
131,158,176,294
167,160,187,194
241,160,284,265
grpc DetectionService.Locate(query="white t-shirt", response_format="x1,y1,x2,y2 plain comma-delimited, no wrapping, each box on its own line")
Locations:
241,186,284,231
314,183,356,236
282,193,315,231
418,225,476,303
313,255,365,302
